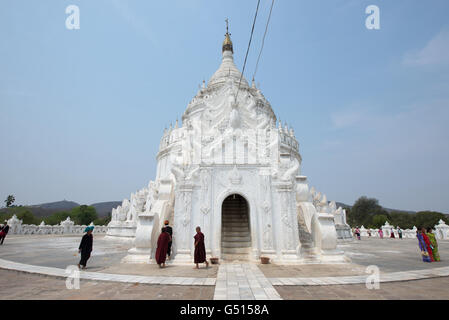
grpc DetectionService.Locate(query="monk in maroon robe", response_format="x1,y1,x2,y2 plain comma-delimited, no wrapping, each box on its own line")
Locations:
155,227,171,268
194,226,209,269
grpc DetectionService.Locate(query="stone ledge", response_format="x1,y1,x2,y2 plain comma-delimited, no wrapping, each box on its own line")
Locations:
0,258,215,286
1,257,448,288
268,266,449,286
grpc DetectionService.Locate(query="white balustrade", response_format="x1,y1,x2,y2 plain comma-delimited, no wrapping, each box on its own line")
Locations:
1,215,108,235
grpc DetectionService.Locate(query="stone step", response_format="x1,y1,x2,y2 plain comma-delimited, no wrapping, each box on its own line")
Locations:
222,247,252,254
220,222,248,227
221,235,251,242
222,226,250,232
222,231,250,237
222,220,249,224
222,211,247,214
222,241,252,248
222,219,248,223
222,215,248,219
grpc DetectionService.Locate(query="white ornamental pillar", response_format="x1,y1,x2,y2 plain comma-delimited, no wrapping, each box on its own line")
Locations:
173,183,193,263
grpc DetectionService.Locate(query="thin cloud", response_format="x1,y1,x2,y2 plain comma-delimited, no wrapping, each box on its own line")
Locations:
403,28,449,66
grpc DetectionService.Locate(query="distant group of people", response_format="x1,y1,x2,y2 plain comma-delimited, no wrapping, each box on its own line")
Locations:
417,227,440,262
155,221,209,269
352,225,441,263
353,227,403,240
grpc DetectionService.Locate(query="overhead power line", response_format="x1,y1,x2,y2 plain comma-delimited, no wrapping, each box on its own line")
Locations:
252,0,275,82
235,0,261,102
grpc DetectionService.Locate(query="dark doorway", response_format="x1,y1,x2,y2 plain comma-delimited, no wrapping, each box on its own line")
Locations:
221,194,251,260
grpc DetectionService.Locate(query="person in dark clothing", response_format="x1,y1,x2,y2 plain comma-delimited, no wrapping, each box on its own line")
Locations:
78,226,94,269
163,220,173,259
193,226,209,269
0,221,10,245
155,227,171,268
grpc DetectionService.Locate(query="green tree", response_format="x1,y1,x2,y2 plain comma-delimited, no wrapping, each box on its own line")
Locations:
4,195,15,208
414,211,448,229
71,205,98,225
16,210,39,225
0,212,12,223
93,215,111,226
389,211,415,229
372,214,388,228
350,196,389,227
44,211,71,225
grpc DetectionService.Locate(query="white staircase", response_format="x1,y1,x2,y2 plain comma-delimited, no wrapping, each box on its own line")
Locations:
221,195,251,261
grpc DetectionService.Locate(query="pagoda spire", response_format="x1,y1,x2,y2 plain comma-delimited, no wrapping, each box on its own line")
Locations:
223,18,234,53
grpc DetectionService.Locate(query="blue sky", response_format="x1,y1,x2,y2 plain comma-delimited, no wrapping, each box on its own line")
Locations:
1,0,448,212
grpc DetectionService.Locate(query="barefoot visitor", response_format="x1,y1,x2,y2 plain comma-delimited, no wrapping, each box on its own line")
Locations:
194,226,209,269
164,220,173,260
155,227,171,268
78,226,94,269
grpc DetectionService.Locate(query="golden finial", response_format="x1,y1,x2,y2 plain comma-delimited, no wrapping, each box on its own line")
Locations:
222,18,233,53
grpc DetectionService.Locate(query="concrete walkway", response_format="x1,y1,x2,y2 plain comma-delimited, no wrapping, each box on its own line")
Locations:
0,258,216,286
1,256,449,288
1,236,449,300
213,263,282,300
268,266,449,286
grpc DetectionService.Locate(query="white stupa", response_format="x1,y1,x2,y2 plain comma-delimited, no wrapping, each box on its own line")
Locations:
106,26,352,264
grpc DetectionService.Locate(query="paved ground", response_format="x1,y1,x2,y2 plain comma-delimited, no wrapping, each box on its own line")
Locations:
340,237,449,272
1,235,448,300
2,235,447,277
259,263,368,278
2,266,448,300
0,269,214,300
275,277,449,300
214,263,282,300
259,238,449,278
0,235,130,271
102,262,218,278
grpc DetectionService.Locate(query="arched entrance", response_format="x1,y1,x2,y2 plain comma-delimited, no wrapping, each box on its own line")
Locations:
221,194,251,260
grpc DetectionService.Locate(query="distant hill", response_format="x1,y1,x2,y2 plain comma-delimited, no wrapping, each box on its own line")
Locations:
336,202,416,214
0,200,121,218
31,200,80,211
1,200,424,220
0,200,82,218
91,201,121,217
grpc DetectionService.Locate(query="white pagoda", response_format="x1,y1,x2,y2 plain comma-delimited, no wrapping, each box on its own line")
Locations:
106,27,351,264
